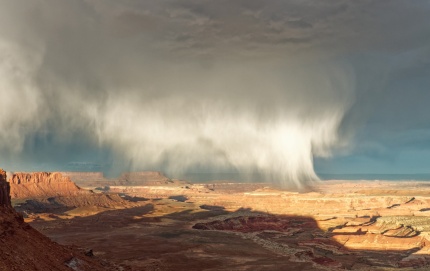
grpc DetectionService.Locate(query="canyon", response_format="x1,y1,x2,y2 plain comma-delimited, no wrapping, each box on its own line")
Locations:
5,170,430,270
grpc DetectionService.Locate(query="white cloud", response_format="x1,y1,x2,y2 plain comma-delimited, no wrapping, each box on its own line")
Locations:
1,0,429,187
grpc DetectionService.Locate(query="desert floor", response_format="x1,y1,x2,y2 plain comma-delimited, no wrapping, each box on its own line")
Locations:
18,180,430,270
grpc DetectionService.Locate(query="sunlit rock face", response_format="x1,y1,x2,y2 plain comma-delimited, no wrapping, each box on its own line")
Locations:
8,172,83,199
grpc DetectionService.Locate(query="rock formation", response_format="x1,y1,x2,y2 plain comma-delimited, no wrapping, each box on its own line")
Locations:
0,169,109,270
61,171,107,187
118,171,172,185
9,172,82,199
60,171,175,188
0,168,11,208
61,172,104,180
15,193,132,215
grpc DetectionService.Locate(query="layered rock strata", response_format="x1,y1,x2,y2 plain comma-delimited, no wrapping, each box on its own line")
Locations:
9,172,83,198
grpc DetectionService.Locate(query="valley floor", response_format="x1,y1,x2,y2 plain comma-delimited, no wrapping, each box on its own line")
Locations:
19,180,430,270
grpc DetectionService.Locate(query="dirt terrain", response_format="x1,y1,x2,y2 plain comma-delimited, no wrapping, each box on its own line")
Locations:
12,173,430,270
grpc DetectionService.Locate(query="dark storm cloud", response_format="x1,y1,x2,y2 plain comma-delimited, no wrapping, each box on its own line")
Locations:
1,0,430,184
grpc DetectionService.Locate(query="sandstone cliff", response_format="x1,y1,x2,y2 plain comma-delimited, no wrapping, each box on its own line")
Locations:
0,168,11,208
9,172,83,199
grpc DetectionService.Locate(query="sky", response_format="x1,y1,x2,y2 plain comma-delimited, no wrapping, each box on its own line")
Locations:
0,0,430,188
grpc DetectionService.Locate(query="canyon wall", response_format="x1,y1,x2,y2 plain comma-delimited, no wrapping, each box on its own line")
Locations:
0,169,11,207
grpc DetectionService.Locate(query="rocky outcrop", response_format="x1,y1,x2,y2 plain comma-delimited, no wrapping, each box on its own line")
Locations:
9,172,83,199
0,168,11,208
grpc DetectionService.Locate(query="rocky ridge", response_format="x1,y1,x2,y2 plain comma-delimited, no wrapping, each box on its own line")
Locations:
61,171,179,188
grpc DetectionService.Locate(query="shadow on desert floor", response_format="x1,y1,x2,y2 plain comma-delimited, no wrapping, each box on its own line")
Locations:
23,195,430,271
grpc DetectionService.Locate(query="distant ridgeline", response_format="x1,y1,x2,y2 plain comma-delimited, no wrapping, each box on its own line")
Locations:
61,171,105,180
318,173,430,181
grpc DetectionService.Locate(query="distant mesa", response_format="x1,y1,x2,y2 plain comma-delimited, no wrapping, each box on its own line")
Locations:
118,171,172,186
61,171,105,181
9,172,83,199
61,170,179,187
9,171,134,213
65,162,104,171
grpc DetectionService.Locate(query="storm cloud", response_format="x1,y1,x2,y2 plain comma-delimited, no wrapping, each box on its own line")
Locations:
1,0,429,188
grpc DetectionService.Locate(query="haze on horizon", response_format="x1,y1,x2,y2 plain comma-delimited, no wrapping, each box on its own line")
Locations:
0,0,429,189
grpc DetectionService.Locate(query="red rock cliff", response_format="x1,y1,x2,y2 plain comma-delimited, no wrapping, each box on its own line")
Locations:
9,172,82,199
0,169,11,208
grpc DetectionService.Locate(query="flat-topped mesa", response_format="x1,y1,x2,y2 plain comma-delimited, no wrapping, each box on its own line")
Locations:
61,171,104,180
0,168,11,208
60,172,108,187
118,171,171,185
9,172,83,199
